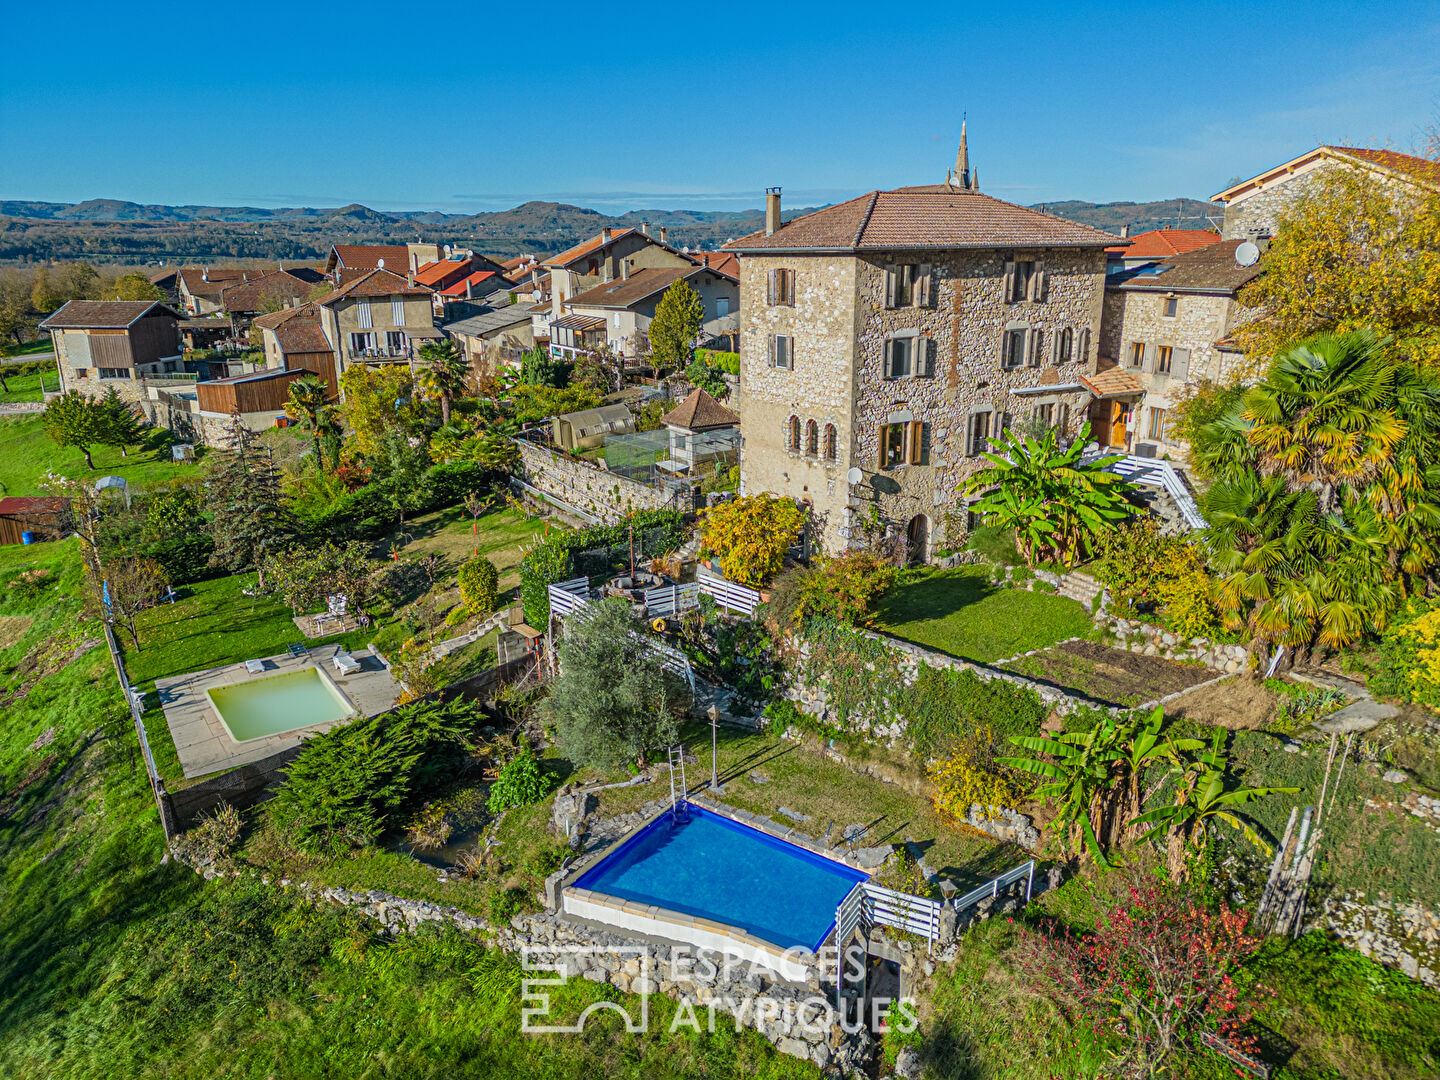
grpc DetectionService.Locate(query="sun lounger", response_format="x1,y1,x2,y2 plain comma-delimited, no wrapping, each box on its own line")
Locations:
287,642,309,658
333,651,361,676
245,658,265,675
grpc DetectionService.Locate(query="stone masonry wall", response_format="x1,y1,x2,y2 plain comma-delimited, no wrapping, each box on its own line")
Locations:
737,247,1108,554
513,439,670,524
1321,895,1440,988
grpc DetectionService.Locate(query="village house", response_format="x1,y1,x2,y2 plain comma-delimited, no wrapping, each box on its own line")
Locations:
219,267,327,334
176,267,248,314
544,224,697,317
725,131,1123,557
40,300,184,402
557,263,738,362
1212,145,1440,240
442,307,535,380
315,268,441,380
1094,238,1264,458
323,242,441,282
250,303,340,396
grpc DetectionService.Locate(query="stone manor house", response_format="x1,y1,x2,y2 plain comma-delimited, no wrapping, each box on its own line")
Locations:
726,135,1121,556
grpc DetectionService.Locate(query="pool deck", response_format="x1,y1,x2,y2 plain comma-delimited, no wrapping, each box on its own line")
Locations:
155,643,399,778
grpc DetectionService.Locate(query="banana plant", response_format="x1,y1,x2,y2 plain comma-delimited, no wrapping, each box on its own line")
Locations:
1118,707,1205,839
1129,730,1298,880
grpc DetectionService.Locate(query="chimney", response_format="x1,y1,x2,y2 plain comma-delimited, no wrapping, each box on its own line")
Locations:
765,187,782,236
407,271,414,288
466,277,474,299
601,227,613,242
640,221,650,237
659,226,668,245
620,259,630,281
1121,224,1130,238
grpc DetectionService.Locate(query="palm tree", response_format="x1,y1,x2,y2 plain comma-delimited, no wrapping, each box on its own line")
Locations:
283,375,333,470
418,339,471,425
962,421,1138,568
1130,730,1298,880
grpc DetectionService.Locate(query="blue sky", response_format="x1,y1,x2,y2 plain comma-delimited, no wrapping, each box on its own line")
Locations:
2,1,1437,215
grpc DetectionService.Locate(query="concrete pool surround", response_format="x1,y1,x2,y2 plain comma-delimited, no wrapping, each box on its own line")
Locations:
559,796,880,978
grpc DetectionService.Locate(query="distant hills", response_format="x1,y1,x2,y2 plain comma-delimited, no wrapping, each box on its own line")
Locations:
0,195,1222,265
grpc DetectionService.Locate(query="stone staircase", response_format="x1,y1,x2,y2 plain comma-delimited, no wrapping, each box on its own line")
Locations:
1055,570,1105,611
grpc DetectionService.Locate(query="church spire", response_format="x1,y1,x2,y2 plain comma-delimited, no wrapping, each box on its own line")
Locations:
948,120,978,191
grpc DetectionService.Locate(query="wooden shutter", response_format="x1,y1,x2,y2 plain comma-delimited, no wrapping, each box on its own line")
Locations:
782,269,795,305
908,420,924,464
998,327,1010,368
1002,260,1016,302
918,335,932,377
877,424,887,470
1050,329,1061,365
767,270,778,306
1141,343,1155,373
1171,348,1191,381
884,266,898,308
1029,328,1043,367
1058,402,1070,432
916,263,933,308
767,335,776,367
1030,261,1047,301
883,339,895,379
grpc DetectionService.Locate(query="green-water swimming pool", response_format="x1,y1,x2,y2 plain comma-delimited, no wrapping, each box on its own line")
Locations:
205,666,357,743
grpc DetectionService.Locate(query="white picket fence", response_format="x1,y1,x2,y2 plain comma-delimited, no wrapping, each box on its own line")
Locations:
547,581,695,692
546,577,590,616
644,581,702,617
695,575,762,616
548,576,760,620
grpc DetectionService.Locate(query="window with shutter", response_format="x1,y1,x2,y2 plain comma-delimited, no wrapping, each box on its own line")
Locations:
1163,297,1179,318
768,268,794,306
1077,328,1090,364
1029,328,1043,367
773,335,792,369
1170,348,1191,381
1013,260,1035,301
1148,407,1167,440
1027,261,1047,301
1058,402,1070,432
391,299,405,326
916,263,932,307
1035,403,1054,427
881,423,907,469
966,410,992,456
1155,345,1173,374
786,415,801,451
1059,327,1073,362
886,337,913,379
1003,329,1027,369
1128,342,1145,369
908,420,924,464
357,301,373,329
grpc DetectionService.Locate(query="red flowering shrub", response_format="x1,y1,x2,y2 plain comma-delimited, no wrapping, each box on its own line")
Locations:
1012,881,1268,1076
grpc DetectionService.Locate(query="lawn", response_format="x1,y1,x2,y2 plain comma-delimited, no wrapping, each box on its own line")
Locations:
874,566,1095,663
1,338,54,358
0,371,57,404
0,414,205,497
385,501,557,594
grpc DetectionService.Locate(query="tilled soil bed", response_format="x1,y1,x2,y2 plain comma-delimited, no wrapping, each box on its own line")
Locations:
1002,639,1216,708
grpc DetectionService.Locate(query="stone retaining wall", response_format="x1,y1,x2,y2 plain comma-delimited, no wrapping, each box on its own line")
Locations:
1096,614,1248,673
1320,895,1440,988
513,440,671,524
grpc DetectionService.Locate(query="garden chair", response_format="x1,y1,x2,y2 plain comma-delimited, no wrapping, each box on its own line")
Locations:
333,651,361,676
244,658,265,675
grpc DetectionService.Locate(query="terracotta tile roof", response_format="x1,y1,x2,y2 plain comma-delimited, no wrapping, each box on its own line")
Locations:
1081,368,1146,399
330,244,411,272
1330,147,1440,188
1110,239,1263,295
413,260,475,289
438,271,500,296
251,303,317,331
177,266,248,300
725,189,1122,252
687,251,740,279
566,266,695,309
1105,229,1222,257
0,496,69,515
40,300,178,329
661,388,738,431
544,228,637,268
274,320,332,354
317,268,432,307
220,269,320,312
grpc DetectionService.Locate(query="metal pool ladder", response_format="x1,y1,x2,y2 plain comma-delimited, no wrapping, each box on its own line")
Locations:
667,746,690,822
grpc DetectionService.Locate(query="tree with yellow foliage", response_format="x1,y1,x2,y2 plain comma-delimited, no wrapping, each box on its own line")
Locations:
698,493,806,587
1237,164,1440,370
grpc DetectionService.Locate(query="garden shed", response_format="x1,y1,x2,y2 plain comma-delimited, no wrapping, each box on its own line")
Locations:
0,497,70,545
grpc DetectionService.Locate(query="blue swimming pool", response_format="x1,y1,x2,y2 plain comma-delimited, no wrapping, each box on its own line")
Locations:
573,803,867,950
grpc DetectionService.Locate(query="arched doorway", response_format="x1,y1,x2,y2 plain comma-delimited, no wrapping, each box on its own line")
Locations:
905,514,930,565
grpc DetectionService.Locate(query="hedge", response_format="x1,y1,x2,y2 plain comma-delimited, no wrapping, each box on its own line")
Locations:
694,349,739,376
1,357,58,378
518,508,689,627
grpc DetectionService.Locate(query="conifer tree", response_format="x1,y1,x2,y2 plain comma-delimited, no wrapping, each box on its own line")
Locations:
97,388,146,458
206,415,298,586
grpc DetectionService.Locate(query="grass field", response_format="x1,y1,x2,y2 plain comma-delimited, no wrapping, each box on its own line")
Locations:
0,414,205,497
384,502,554,595
874,566,1095,663
0,371,57,403
1,338,54,358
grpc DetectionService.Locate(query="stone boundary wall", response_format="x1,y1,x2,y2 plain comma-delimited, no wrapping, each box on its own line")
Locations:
1096,613,1249,674
512,439,670,524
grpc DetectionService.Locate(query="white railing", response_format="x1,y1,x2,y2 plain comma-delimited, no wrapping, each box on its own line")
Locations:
696,575,761,616
864,882,943,949
546,578,590,616
1083,450,1207,531
644,581,701,617
548,582,695,692
952,860,1037,913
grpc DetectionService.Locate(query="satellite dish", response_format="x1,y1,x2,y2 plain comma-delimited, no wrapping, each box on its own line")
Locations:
377,257,386,269
1234,241,1260,268
846,467,864,485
